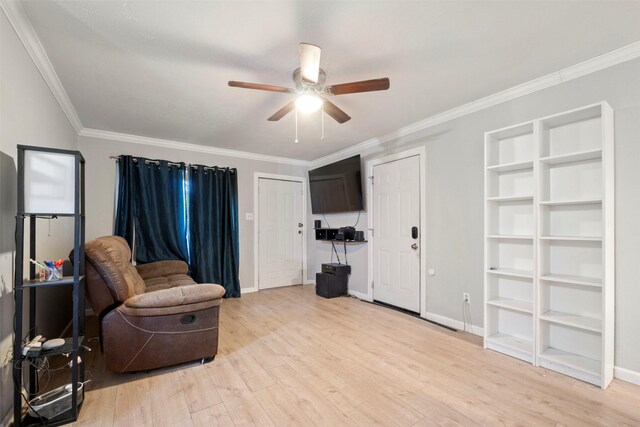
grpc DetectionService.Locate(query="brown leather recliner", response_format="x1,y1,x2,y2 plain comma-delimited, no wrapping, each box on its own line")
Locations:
82,236,225,372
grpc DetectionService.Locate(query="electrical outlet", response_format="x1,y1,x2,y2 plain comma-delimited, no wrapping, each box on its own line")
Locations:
463,292,470,304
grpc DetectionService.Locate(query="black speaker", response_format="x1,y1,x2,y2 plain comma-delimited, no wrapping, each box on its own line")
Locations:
316,273,348,298
354,230,365,241
314,219,321,229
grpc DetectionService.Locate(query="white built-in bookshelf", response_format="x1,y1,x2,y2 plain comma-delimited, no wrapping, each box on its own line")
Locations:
484,102,614,388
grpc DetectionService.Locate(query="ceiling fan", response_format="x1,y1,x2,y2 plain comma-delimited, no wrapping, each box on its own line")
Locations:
228,43,390,124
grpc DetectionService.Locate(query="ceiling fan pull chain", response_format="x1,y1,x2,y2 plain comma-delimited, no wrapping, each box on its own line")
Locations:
294,107,299,143
321,104,325,141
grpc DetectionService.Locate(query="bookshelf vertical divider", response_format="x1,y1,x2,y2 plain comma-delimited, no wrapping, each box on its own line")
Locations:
484,102,614,389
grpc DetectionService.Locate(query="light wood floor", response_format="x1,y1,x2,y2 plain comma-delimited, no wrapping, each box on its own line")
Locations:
62,285,639,426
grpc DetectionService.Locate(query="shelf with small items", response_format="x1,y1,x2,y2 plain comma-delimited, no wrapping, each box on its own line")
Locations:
22,275,85,288
23,336,85,360
21,407,78,427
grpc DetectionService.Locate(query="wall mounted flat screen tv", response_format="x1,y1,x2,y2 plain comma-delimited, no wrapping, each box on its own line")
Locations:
309,155,364,214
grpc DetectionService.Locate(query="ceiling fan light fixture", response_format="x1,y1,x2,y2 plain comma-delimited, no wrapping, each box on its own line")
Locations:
295,94,323,114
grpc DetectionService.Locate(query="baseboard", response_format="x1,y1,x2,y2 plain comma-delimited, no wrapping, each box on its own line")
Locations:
614,366,640,385
423,311,484,336
241,286,258,294
303,279,315,285
348,289,372,302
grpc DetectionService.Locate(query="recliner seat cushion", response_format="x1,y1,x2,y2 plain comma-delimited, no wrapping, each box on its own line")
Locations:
124,284,225,309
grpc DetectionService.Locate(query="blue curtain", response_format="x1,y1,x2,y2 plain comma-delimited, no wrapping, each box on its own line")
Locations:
114,156,189,264
114,156,240,298
114,156,135,244
188,165,240,298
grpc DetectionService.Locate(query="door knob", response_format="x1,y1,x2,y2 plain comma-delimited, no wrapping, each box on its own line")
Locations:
411,243,418,250
298,230,302,234
298,223,303,227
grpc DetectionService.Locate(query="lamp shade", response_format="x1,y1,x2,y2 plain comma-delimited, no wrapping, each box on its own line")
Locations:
23,150,76,214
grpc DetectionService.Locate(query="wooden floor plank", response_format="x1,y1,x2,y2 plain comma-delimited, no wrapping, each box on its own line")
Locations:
252,384,316,426
113,376,152,427
191,403,235,427
206,362,274,427
148,370,194,427
178,364,223,413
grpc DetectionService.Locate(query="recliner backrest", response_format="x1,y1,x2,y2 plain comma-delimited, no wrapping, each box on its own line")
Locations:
85,236,147,304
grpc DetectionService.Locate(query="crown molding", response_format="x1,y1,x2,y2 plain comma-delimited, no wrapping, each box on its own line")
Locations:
79,128,311,167
1,0,83,133
310,40,640,168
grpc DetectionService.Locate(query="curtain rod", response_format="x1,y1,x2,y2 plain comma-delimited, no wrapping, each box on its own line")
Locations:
109,155,235,172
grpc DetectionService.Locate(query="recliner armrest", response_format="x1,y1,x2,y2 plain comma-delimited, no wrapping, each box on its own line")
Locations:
124,284,225,309
135,260,189,279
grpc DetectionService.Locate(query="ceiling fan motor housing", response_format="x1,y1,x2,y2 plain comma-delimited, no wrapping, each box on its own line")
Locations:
293,67,326,92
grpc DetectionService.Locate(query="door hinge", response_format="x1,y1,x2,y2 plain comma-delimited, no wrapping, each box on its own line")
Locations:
371,281,375,289
369,175,374,185
369,228,374,237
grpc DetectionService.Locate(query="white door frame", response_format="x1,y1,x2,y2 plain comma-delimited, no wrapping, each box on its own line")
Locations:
366,146,427,318
254,172,308,291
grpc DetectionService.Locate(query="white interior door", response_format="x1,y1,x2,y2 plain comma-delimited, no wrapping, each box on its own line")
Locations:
372,155,421,312
258,178,304,289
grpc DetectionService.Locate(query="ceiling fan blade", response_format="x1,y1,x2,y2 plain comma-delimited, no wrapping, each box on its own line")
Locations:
325,78,390,95
267,101,296,121
323,99,351,124
299,43,321,84
228,81,294,93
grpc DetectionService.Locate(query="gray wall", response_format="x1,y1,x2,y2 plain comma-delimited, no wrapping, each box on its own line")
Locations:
308,58,640,374
77,136,308,290
0,12,78,423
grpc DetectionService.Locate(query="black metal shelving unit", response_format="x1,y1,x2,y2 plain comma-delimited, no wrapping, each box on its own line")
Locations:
13,145,85,427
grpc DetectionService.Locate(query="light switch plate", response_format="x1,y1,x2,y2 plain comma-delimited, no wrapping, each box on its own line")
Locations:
245,213,254,221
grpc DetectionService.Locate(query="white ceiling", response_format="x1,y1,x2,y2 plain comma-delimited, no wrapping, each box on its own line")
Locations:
21,1,640,161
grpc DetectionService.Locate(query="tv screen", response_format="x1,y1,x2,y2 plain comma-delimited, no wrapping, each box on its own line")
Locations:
309,155,363,214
